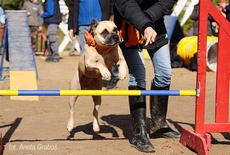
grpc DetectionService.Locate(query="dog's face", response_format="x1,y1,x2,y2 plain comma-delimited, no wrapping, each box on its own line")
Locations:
89,19,122,46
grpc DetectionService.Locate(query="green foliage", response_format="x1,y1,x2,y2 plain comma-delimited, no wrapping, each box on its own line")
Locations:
1,0,68,10
183,19,194,35
212,0,219,5
2,0,25,10
1,0,44,10
177,10,193,35
181,1,219,35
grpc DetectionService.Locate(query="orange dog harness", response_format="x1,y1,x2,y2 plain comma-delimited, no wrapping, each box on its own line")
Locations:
120,20,144,47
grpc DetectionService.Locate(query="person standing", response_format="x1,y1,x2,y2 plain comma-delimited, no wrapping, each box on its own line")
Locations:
67,0,119,89
219,0,230,22
23,0,44,54
190,2,215,36
114,0,180,153
0,3,4,55
68,34,79,56
0,3,4,25
41,0,62,62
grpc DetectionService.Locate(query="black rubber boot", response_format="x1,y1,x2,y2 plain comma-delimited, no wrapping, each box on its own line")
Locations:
128,86,155,153
149,82,181,138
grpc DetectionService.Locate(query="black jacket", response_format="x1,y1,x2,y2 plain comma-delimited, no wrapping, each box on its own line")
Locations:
43,0,62,24
114,0,177,49
67,0,114,34
190,3,214,36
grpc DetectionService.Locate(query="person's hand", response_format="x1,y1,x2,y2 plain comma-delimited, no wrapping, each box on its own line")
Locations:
144,27,157,46
68,29,74,40
38,26,42,33
27,11,31,16
212,22,217,27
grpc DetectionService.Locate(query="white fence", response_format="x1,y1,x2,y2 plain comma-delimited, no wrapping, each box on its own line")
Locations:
171,0,199,26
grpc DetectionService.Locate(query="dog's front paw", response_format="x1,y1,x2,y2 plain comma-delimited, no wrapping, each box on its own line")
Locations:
100,68,111,80
118,69,127,80
119,74,126,80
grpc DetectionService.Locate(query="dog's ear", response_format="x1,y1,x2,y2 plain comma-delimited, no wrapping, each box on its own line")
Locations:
84,19,99,47
89,19,99,33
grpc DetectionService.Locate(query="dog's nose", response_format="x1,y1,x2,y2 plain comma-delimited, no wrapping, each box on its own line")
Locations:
112,34,119,41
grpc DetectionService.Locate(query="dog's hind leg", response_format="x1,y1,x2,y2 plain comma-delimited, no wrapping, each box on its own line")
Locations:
67,70,81,132
92,95,102,133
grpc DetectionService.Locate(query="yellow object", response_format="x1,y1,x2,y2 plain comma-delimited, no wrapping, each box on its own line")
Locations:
177,36,218,72
0,90,18,96
180,90,197,96
0,90,197,96
10,71,39,101
143,49,150,59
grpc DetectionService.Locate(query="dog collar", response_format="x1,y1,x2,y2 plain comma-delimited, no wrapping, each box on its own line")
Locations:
84,31,111,50
95,45,110,51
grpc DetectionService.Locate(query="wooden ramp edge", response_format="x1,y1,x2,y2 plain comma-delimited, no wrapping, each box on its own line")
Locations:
6,10,38,101
10,71,38,101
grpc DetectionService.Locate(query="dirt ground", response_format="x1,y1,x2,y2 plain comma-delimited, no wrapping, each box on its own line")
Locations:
0,51,230,155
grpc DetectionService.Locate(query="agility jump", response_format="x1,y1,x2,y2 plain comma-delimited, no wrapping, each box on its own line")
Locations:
1,0,230,155
0,89,197,96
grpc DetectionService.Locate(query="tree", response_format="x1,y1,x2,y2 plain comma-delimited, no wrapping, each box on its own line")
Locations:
1,0,45,10
2,0,25,10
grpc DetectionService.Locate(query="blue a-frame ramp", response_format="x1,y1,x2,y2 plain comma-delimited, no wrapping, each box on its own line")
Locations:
5,10,38,101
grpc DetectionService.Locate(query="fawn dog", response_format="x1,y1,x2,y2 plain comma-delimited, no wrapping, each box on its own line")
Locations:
67,19,127,133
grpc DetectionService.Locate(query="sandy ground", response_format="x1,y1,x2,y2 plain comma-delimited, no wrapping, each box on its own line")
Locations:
0,51,230,155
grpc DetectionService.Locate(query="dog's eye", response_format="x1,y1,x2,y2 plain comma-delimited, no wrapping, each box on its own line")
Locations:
113,27,118,33
100,29,109,38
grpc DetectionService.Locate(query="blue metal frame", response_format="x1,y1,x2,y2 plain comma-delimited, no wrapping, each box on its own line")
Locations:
0,19,9,82
0,11,39,82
